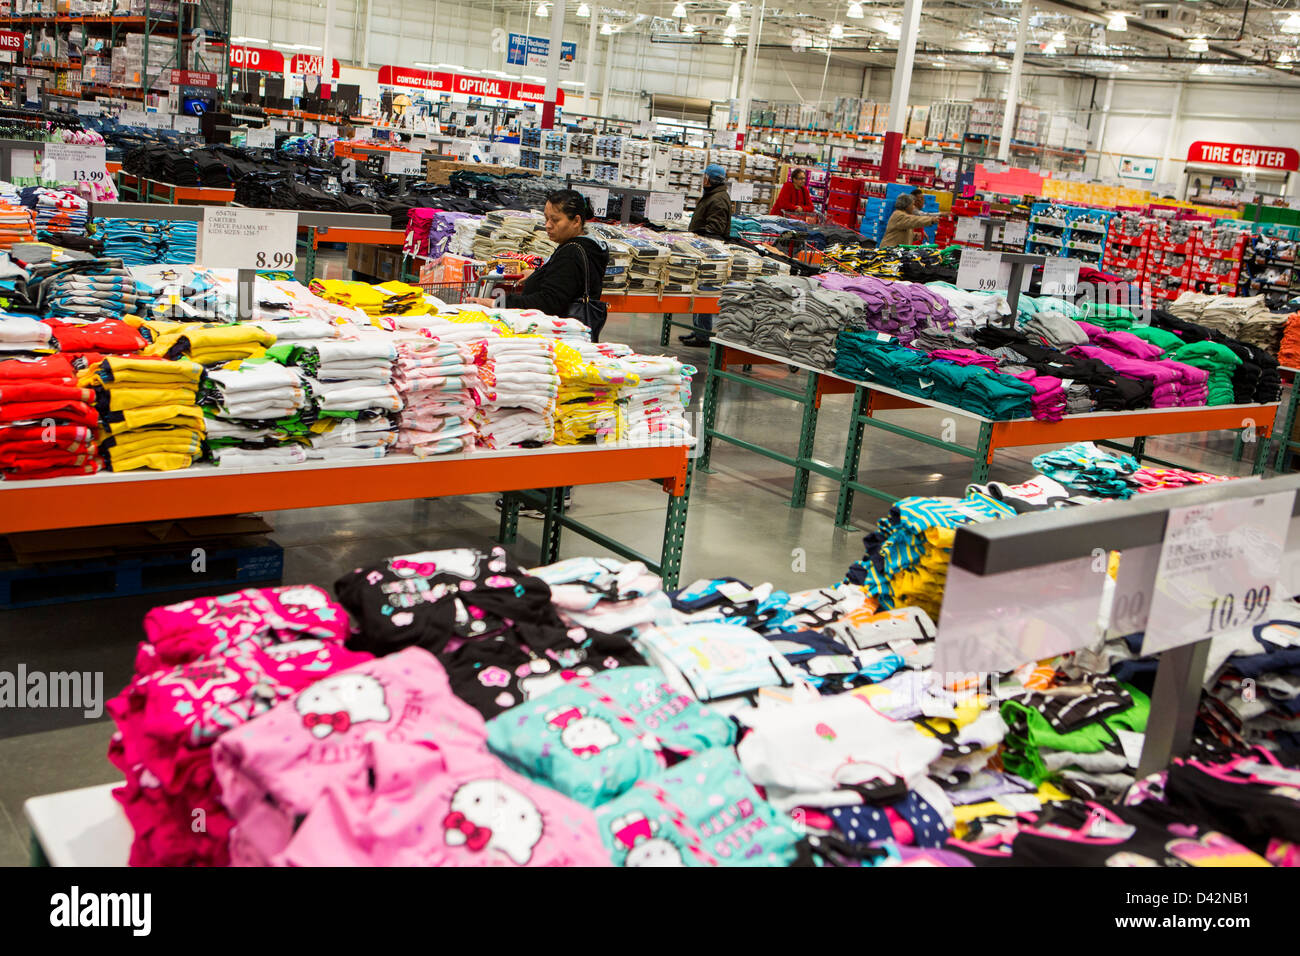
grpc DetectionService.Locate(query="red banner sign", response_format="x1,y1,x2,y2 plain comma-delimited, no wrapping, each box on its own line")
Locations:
1186,141,1300,172
0,30,23,53
377,65,564,105
229,45,285,73
169,69,218,88
289,53,340,79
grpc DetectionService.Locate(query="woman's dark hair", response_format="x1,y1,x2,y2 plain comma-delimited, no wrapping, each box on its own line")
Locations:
546,189,594,223
791,168,806,182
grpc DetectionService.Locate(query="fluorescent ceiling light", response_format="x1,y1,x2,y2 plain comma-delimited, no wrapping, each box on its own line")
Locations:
601,21,614,33
297,44,321,51
672,2,687,16
727,2,742,19
882,22,900,39
723,35,736,45
230,36,268,43
1283,12,1300,33
1187,35,1208,52
830,22,844,39
576,2,591,17
847,1,863,18
725,21,738,37
1107,12,1127,31
683,22,695,33
1042,41,1058,54
536,1,549,15
523,74,545,80
434,63,464,69
559,79,586,85
1051,31,1065,43
271,42,298,49
1117,63,1129,70
1280,51,1293,64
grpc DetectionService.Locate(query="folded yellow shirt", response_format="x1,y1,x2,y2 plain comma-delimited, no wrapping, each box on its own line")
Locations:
103,427,204,458
951,783,1071,835
95,384,198,411
106,451,197,472
144,324,276,360
99,405,207,435
79,356,205,388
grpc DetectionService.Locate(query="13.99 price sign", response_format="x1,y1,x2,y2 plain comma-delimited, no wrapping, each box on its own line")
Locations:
199,208,298,272
42,143,107,186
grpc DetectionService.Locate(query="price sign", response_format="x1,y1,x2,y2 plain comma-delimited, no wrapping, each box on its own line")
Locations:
271,118,290,131
143,112,172,129
956,217,985,245
560,156,583,176
172,115,200,133
637,120,655,138
1041,257,1081,297
956,248,1002,292
199,207,298,272
385,150,423,176
320,123,338,139
75,101,101,117
120,109,147,127
1105,544,1161,637
245,126,275,148
1142,489,1296,655
1002,219,1027,247
645,191,686,223
42,143,107,185
729,180,754,202
575,185,608,218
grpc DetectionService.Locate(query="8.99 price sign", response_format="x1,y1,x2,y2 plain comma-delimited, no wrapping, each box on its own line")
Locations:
199,208,298,272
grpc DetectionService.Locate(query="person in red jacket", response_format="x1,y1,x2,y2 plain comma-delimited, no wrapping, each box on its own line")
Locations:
770,168,814,218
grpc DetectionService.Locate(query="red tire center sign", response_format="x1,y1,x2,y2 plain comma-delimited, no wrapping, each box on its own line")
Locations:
1186,141,1300,171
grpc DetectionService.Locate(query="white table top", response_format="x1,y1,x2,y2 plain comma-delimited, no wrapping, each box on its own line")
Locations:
24,783,130,867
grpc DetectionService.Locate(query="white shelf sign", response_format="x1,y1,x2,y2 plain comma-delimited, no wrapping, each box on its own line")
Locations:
560,156,583,176
199,207,298,272
245,126,275,148
1041,257,1081,297
75,101,100,117
955,217,985,245
143,112,172,130
42,143,107,186
729,180,754,202
956,248,1002,292
1002,219,1027,247
1142,489,1297,655
576,185,609,218
320,123,338,139
385,150,424,176
172,115,200,133
119,109,147,127
645,191,686,223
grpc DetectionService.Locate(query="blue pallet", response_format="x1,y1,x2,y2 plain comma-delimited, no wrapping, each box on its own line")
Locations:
0,542,284,610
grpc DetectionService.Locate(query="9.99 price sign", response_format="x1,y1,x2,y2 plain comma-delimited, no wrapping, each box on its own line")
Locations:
199,208,298,272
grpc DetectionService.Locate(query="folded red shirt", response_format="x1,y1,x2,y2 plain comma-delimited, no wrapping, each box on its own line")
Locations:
0,354,77,385
0,383,94,404
0,400,99,428
1,460,103,480
0,423,94,444
46,319,148,355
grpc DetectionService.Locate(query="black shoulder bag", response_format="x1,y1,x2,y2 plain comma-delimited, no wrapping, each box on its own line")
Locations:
566,243,608,343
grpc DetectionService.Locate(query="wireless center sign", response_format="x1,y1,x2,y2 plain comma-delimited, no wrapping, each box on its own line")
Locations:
200,208,298,271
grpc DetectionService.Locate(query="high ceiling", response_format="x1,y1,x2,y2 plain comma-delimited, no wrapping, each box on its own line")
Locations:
493,0,1300,84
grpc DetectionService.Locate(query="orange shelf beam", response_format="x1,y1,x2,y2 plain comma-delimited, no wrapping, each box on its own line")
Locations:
604,294,720,314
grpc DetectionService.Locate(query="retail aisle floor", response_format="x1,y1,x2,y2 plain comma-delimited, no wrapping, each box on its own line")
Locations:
0,306,1268,865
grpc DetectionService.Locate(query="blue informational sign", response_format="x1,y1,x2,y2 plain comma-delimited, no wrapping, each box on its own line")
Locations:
506,33,577,71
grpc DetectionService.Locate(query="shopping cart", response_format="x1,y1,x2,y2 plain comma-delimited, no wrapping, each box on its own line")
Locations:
416,271,527,306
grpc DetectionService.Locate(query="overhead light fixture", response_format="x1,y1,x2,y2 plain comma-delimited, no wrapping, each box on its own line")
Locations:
559,79,586,86
1195,63,1212,73
271,42,298,49
725,21,738,37
230,36,268,44
672,1,687,16
847,1,864,18
1107,12,1127,31
683,21,695,33
1042,41,1058,54
1188,35,1208,52
727,2,742,19
1051,31,1065,44
1284,13,1300,34
1280,50,1294,64
830,22,844,39
883,22,901,39
433,63,465,69
577,2,591,17
298,44,322,51
723,36,736,45
536,1,549,15
600,21,614,33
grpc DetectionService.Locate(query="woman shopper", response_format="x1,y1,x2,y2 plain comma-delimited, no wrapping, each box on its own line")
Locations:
770,168,814,218
880,193,939,248
467,188,609,341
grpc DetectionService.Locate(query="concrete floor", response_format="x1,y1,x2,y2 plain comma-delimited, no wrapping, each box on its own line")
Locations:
0,299,1268,865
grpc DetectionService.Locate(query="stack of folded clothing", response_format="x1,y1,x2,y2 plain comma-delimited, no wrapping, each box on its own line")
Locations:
925,283,1009,331
0,312,55,352
0,353,100,479
1131,466,1235,493
787,279,867,367
615,353,695,443
21,187,88,237
972,327,1146,412
89,219,163,266
81,355,206,471
725,246,766,287
392,338,482,457
844,493,1018,618
308,279,430,321
1031,442,1140,499
199,359,308,467
107,585,368,866
551,342,632,445
670,235,732,293
0,201,36,250
137,319,276,366
474,336,559,448
1019,296,1089,349
599,237,631,293
403,207,438,259
44,317,148,367
1079,301,1137,331
1171,340,1242,405
470,210,545,259
621,234,671,292
42,259,143,321
161,220,199,265
1199,600,1300,752
499,312,591,343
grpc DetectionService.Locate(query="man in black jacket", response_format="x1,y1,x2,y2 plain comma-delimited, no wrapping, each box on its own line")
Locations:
680,163,732,347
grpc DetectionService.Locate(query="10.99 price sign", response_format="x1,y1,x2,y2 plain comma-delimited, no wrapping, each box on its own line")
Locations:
199,208,298,272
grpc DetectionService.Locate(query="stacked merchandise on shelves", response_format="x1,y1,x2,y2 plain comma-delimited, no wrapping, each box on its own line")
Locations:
473,326,560,448
817,273,957,349
90,218,164,266
1166,291,1286,354
81,354,206,472
613,351,696,443
162,220,199,265
1144,219,1203,304
0,200,35,250
822,244,960,283
1192,226,1248,293
0,352,101,480
551,341,630,445
471,210,548,259
198,359,312,468
716,275,867,367
20,187,89,238
1239,230,1300,310
1101,213,1151,286
666,234,732,294
1027,202,1114,268
1278,310,1300,368
391,331,484,458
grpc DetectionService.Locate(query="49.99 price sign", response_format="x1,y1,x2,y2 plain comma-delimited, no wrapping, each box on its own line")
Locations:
199,208,298,271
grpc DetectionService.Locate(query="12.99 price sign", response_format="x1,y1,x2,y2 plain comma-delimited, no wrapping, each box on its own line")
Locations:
645,192,685,223
199,208,298,272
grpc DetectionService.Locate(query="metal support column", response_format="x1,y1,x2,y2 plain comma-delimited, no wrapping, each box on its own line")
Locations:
735,0,764,146
659,461,693,590
996,3,1031,163
660,312,672,348
970,420,995,483
1275,371,1300,471
834,385,870,529
698,341,724,473
497,492,521,545
790,370,820,508
581,2,599,114
880,0,922,180
541,0,567,129
539,486,566,563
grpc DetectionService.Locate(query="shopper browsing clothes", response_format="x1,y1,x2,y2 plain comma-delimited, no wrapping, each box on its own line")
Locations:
770,167,814,218
679,163,733,347
880,193,939,248
467,189,609,341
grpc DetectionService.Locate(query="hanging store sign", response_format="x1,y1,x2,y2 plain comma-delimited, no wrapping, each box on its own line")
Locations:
229,45,285,73
505,33,576,75
0,30,24,53
169,69,218,88
376,66,564,105
289,54,340,79
1185,141,1299,172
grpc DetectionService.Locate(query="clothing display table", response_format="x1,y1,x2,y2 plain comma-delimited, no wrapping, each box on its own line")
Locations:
0,441,694,587
114,172,235,206
700,338,1279,529
24,783,129,867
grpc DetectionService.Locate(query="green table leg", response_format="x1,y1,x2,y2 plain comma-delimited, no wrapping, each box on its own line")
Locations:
1275,376,1300,472
1232,431,1245,462
659,460,693,589
1254,427,1272,476
539,487,566,563
497,492,520,545
660,313,672,348
1132,436,1147,462
834,386,869,530
970,421,995,483
790,371,820,509
303,234,317,283
698,341,723,474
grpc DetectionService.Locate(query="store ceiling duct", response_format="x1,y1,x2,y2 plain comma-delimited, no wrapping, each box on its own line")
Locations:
651,93,712,122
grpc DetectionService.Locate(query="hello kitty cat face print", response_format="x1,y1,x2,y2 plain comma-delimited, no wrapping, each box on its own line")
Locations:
443,779,544,865
386,547,511,581
295,672,392,739
546,704,619,758
609,811,685,867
